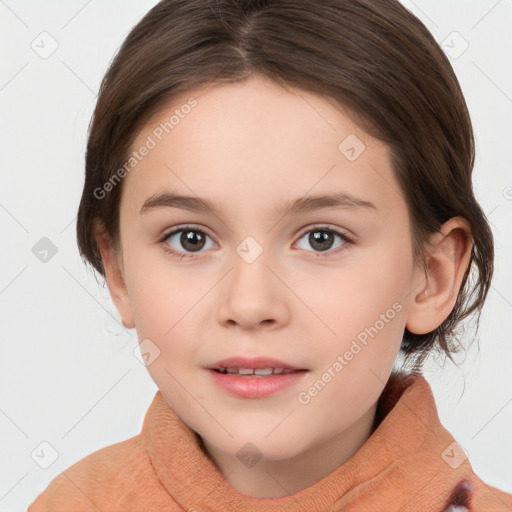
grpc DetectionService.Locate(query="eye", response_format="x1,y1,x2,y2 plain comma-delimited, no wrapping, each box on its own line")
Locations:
161,226,216,259
160,224,352,260
295,225,352,257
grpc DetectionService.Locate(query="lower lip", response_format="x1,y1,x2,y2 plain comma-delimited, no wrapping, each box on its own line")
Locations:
207,369,308,398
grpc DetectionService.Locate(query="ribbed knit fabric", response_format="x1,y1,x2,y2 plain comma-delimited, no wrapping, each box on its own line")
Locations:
28,372,512,511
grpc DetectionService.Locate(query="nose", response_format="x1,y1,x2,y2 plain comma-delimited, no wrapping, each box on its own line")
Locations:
217,248,290,330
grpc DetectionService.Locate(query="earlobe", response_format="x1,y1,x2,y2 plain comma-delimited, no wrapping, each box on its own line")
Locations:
406,217,472,336
94,221,135,329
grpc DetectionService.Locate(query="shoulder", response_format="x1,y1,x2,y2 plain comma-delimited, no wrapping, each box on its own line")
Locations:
28,433,156,511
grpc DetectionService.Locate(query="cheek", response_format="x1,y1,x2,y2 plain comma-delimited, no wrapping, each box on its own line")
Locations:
122,243,200,341
130,273,201,340
300,245,411,363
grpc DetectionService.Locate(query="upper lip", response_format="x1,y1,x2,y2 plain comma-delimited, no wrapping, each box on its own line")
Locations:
206,356,305,370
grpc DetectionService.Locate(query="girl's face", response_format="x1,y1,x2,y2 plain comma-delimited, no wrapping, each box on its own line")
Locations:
112,75,425,470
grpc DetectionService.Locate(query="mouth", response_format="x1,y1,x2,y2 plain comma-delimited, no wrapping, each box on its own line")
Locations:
206,356,307,375
207,366,309,398
210,367,306,377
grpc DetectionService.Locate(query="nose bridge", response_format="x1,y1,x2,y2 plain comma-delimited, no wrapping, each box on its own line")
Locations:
230,234,274,299
235,234,267,267
217,234,287,328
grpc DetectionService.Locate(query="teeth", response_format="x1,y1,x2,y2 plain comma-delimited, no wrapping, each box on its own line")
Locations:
216,367,297,375
254,368,273,376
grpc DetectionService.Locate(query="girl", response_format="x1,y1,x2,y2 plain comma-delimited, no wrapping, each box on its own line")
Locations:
29,0,512,510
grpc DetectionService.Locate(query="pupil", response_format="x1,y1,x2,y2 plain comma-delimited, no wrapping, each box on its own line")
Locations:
310,230,333,251
181,231,205,251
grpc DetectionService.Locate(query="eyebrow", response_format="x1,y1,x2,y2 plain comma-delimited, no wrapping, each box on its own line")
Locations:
140,190,378,216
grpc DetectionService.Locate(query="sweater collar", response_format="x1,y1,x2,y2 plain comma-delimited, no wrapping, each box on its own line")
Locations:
142,372,477,511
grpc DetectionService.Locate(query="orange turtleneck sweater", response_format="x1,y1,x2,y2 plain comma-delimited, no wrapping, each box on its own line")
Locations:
28,372,512,511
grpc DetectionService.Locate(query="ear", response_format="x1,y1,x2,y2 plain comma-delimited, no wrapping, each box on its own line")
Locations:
94,220,135,329
406,216,472,335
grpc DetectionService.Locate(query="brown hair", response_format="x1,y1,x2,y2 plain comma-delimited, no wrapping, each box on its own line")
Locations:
76,0,494,373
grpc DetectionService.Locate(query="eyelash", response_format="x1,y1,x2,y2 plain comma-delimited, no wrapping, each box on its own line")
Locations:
159,224,353,260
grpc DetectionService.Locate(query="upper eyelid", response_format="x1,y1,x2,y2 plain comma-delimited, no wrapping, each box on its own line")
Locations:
297,223,351,238
161,224,216,241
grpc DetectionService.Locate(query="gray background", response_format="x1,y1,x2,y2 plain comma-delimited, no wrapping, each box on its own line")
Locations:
1,1,511,510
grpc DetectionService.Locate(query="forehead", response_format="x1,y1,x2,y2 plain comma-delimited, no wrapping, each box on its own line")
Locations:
121,76,404,220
